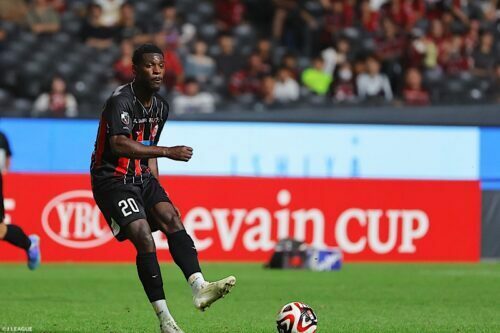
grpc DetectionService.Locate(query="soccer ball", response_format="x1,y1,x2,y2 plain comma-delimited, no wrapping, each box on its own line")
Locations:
276,302,318,333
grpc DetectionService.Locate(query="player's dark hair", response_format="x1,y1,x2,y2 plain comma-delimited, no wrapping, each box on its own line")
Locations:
132,44,164,66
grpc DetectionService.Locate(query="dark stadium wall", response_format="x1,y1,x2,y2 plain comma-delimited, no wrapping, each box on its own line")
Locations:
481,191,500,259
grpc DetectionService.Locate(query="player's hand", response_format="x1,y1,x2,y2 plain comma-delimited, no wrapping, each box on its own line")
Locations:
165,146,193,162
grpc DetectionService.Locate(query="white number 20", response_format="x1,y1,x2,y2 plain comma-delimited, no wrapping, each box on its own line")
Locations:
118,198,140,217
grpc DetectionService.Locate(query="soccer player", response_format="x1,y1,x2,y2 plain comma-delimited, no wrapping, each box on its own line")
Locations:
90,44,235,333
0,131,41,270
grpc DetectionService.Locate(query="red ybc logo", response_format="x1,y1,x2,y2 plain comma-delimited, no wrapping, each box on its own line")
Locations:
41,190,114,249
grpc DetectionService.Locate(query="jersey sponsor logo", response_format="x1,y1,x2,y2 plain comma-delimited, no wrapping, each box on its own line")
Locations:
41,190,114,249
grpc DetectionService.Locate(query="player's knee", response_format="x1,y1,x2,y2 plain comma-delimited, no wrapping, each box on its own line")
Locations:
127,221,156,253
159,212,183,233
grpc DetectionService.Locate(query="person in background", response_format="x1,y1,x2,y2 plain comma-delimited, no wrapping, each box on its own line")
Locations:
215,0,246,32
301,56,333,96
356,55,393,102
229,53,271,98
173,78,215,114
471,30,496,78
93,0,124,28
113,39,135,85
81,3,115,49
153,31,184,91
402,67,430,106
0,131,41,271
117,2,151,44
332,61,356,103
273,67,299,103
259,74,277,106
26,0,60,36
33,76,78,118
215,33,244,82
184,40,216,84
280,52,300,79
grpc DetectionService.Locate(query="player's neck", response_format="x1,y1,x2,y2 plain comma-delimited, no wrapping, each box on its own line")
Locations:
132,81,154,108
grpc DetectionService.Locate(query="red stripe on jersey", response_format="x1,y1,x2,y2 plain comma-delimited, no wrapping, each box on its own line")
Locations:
94,116,107,166
115,157,130,176
135,124,145,176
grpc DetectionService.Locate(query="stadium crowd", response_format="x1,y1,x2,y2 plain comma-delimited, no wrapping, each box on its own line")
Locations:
0,0,500,117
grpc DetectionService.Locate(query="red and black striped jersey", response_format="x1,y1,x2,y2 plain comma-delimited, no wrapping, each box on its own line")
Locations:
90,83,169,186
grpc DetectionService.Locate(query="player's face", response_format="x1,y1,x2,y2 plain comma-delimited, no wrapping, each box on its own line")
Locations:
135,53,165,91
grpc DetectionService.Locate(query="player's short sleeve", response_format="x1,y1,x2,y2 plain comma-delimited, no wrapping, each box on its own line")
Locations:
103,96,133,136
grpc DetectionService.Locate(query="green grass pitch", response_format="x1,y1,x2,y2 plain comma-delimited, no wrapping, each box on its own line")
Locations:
1,263,500,332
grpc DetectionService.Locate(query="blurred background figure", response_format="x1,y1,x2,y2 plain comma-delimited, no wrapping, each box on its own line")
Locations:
274,67,300,104
301,56,332,96
93,0,124,28
356,55,393,103
184,40,216,84
113,39,134,85
33,76,78,118
402,67,430,106
26,0,60,36
80,3,115,49
173,78,215,114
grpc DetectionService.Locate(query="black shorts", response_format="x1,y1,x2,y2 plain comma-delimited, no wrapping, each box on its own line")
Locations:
92,175,172,241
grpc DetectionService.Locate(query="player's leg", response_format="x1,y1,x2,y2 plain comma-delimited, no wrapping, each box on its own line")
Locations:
0,177,40,270
124,219,184,333
149,202,236,311
93,185,184,333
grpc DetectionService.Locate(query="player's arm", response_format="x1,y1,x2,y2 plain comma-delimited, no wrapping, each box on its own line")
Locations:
109,135,193,161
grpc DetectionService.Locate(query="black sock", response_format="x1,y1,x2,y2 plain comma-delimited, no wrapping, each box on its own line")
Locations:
167,229,201,280
136,252,165,302
3,224,31,251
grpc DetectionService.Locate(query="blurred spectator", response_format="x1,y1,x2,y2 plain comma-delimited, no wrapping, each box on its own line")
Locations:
215,0,246,32
153,32,183,91
229,53,271,97
402,67,430,106
322,37,351,76
407,28,439,74
281,53,300,79
184,40,216,84
332,62,356,103
376,18,406,64
440,33,471,75
173,78,215,114
26,0,61,36
93,0,124,27
320,0,355,45
154,2,196,51
118,2,150,44
81,3,115,49
256,38,273,67
0,0,28,23
492,62,500,102
356,55,393,102
301,57,333,95
381,0,425,32
215,33,244,81
260,75,277,106
0,23,7,51
33,76,78,118
471,30,496,77
358,0,380,33
113,39,134,84
272,0,320,55
274,67,300,103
